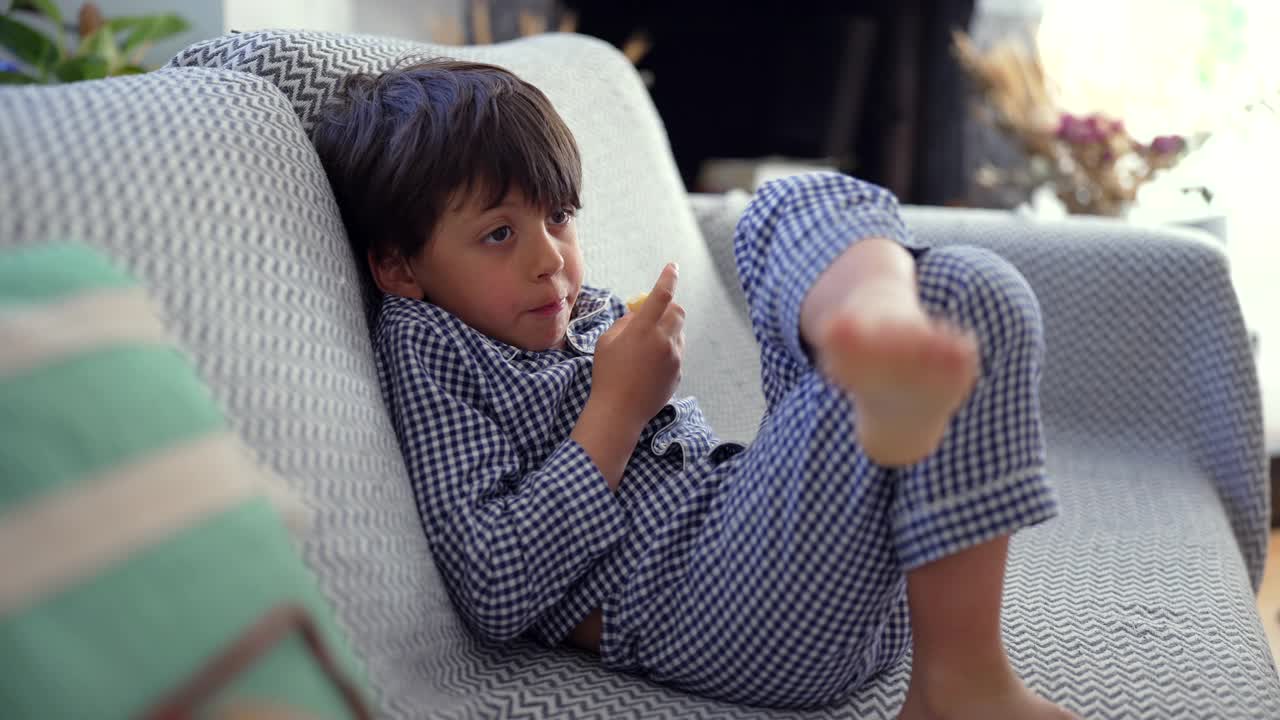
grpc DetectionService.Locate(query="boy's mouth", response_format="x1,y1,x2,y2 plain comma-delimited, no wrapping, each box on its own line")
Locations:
530,298,566,316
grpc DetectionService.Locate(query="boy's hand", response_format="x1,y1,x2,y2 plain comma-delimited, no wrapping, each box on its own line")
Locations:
591,263,685,429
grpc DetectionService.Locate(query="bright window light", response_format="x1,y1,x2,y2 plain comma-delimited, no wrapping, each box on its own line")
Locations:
1039,0,1280,450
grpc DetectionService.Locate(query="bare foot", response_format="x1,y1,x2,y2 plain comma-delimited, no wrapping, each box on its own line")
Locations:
815,294,979,467
898,678,1080,720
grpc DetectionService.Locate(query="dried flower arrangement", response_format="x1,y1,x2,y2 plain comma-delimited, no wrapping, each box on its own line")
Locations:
952,30,1200,217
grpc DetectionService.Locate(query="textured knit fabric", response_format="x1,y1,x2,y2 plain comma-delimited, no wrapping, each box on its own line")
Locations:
376,172,1057,708
0,28,1269,718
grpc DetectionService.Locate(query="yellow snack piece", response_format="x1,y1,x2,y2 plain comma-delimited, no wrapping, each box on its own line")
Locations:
625,292,649,313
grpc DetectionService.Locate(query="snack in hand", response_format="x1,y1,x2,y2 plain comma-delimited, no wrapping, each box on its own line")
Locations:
625,292,649,313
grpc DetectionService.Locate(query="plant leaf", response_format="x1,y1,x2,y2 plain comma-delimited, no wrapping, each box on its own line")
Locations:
113,63,146,75
53,54,107,82
11,0,63,27
0,68,40,83
0,13,58,72
112,14,189,58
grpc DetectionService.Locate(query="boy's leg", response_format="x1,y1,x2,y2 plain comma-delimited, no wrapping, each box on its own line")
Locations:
842,244,1074,718
899,535,1075,720
606,357,911,708
606,243,1063,711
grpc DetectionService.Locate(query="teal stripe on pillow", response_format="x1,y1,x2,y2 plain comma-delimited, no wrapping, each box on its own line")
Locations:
0,346,225,507
0,498,363,719
0,243,136,305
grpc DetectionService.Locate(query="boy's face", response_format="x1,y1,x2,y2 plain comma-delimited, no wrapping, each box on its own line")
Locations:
390,188,584,352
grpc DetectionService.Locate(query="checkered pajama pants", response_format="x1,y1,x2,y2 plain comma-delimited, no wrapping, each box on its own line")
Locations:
605,243,1059,709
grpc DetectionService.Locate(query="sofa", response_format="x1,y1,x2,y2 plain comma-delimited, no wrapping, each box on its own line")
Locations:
1,29,1275,718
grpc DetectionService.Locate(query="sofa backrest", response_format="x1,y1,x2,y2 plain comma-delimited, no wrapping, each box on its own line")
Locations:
169,29,767,444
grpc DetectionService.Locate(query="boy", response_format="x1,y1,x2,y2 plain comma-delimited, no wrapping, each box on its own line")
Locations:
311,58,1076,719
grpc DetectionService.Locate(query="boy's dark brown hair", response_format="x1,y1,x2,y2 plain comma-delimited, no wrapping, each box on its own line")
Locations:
311,58,582,269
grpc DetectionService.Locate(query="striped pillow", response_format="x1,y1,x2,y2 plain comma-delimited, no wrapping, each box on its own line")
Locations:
0,244,371,718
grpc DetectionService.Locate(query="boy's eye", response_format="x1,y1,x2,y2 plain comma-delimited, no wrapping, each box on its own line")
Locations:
549,208,574,225
483,226,512,244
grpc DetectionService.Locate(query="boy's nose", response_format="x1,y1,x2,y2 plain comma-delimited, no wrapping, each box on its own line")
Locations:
531,229,564,279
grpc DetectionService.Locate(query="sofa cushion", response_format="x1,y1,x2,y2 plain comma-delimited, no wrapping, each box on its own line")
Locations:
0,243,370,719
169,30,768,444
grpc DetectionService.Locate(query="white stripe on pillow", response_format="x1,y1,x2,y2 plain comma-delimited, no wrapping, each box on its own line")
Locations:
0,432,267,616
0,287,169,378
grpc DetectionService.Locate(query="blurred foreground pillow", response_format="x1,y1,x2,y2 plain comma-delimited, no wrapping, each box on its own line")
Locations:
0,243,372,719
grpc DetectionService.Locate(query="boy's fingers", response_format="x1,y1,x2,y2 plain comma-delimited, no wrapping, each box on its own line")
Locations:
638,262,678,324
658,302,685,335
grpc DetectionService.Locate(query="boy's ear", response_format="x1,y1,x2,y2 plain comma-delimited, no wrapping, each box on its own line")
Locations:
368,249,426,301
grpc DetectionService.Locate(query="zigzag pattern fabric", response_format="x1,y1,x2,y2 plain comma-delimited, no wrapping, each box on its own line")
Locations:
0,29,1268,718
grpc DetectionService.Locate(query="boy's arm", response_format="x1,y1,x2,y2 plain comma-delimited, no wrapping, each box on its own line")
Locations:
572,268,684,491
570,399,643,491
381,321,628,644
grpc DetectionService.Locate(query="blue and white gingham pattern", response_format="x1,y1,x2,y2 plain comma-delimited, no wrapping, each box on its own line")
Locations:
598,173,1058,707
894,244,1055,569
375,287,726,646
376,172,1058,709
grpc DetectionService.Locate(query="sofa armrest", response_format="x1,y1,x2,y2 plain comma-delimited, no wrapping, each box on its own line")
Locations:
690,191,753,319
691,193,1269,588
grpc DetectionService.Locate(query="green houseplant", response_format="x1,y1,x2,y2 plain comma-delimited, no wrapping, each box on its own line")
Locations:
0,1,188,83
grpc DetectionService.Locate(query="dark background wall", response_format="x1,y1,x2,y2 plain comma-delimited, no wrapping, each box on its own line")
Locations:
561,0,977,205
